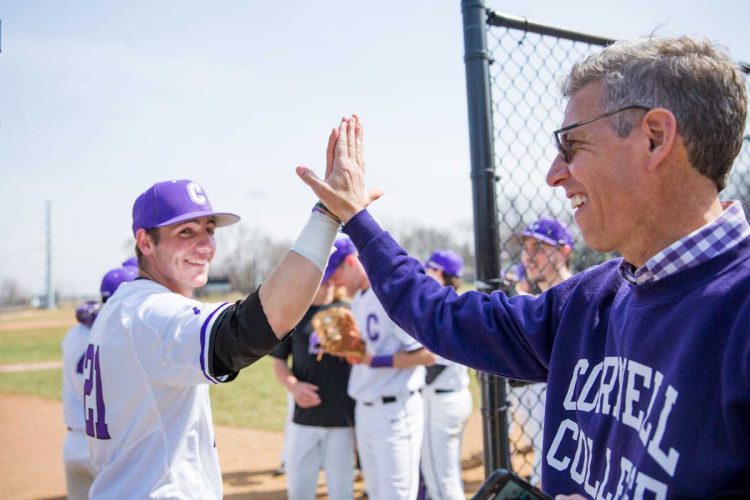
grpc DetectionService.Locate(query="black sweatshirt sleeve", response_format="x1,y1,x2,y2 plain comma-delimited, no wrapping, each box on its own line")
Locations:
209,287,291,378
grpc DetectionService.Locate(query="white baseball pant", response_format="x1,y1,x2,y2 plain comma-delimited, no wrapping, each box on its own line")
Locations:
508,383,546,485
285,422,355,500
421,386,472,500
355,391,423,500
63,429,96,500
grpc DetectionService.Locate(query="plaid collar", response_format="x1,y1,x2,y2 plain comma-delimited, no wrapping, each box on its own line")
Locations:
620,201,750,285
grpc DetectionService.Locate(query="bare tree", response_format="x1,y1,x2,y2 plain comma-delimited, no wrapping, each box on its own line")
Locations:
392,223,476,283
212,224,291,294
0,277,27,306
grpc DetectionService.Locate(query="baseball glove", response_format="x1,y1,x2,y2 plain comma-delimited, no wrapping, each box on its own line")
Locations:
310,306,365,359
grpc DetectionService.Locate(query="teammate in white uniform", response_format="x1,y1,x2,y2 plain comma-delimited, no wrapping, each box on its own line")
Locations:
61,265,136,500
85,169,343,497
420,250,473,500
327,237,435,500
508,218,574,485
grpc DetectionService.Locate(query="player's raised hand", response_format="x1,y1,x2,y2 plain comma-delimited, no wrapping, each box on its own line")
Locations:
296,115,383,223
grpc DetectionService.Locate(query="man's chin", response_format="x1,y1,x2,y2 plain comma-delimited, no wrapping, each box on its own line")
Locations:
191,274,210,289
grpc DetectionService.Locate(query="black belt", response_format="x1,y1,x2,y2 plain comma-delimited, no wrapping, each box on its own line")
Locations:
434,388,456,394
363,391,415,406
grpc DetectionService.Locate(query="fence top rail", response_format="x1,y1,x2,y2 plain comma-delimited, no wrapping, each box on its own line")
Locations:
487,9,750,74
486,10,615,46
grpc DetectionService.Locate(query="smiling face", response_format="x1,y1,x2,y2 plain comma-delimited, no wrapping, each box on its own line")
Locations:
137,216,217,297
521,238,570,288
546,82,651,256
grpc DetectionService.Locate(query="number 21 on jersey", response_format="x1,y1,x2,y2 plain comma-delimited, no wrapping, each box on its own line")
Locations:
83,343,111,440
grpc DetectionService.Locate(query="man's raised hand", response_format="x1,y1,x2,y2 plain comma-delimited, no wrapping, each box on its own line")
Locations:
296,115,383,223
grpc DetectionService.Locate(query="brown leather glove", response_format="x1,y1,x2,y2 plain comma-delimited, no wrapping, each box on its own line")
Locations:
310,306,365,358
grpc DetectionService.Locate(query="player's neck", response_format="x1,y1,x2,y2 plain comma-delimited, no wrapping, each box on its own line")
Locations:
139,264,194,298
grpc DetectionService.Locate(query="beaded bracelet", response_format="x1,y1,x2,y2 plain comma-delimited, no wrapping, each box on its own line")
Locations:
313,201,343,226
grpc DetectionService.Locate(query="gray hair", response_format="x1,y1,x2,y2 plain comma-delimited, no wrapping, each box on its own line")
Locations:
562,37,747,191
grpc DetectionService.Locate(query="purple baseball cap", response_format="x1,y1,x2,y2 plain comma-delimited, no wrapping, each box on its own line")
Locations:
322,237,357,283
425,249,464,278
100,266,138,302
131,180,240,236
121,256,138,268
521,218,574,247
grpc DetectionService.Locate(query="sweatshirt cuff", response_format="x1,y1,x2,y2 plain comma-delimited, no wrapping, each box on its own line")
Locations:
343,209,385,252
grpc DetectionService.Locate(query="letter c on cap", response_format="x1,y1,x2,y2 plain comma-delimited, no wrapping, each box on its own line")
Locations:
187,182,207,205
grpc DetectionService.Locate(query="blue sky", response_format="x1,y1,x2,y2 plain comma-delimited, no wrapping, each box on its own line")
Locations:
1,0,748,296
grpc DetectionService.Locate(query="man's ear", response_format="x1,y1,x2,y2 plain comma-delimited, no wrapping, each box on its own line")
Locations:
641,108,678,172
560,244,573,257
135,229,155,256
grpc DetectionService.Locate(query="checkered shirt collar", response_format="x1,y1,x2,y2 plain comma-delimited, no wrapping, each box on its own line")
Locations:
620,201,750,285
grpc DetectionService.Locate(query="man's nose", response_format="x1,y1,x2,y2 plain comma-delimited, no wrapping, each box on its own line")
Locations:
196,232,216,252
546,155,570,188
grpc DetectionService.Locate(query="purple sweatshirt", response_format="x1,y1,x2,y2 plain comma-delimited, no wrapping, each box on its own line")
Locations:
344,209,750,498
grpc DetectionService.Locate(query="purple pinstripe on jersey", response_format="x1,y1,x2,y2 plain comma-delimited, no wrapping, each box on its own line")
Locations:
620,201,749,285
199,302,229,383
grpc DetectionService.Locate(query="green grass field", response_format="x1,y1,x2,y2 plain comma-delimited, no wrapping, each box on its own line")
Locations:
0,306,288,431
0,307,479,433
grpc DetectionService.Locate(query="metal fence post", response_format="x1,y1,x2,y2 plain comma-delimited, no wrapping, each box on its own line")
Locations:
460,0,511,477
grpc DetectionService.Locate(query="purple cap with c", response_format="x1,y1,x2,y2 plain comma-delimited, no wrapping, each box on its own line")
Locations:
131,180,240,236
521,218,574,247
425,249,464,278
322,237,357,283
100,266,138,302
122,256,138,268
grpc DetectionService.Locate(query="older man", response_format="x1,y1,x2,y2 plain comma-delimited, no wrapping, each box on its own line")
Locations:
298,37,750,497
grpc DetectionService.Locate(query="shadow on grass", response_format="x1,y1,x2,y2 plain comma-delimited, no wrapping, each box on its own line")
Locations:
225,490,287,500
223,468,278,487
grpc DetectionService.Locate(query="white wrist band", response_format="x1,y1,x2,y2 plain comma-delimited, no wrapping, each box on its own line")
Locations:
290,211,339,273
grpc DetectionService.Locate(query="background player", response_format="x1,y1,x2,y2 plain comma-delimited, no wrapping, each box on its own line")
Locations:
271,266,356,500
509,218,575,485
61,264,136,499
74,256,138,327
327,236,435,500
420,249,473,500
85,172,341,498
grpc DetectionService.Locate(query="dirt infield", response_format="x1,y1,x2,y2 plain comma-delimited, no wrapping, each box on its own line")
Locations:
0,393,488,499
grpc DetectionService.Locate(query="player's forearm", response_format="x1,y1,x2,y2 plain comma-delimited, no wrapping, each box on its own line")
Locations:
271,358,297,390
260,212,339,338
392,348,436,369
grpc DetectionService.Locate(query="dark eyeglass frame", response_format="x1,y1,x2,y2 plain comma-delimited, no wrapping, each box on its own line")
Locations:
553,105,652,163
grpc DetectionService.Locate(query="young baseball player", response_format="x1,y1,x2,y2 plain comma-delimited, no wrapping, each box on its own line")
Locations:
420,250,473,500
270,274,356,500
84,177,340,499
508,218,575,486
327,236,435,500
62,265,137,500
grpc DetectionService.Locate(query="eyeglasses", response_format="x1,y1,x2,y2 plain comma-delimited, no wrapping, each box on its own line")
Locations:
553,105,651,163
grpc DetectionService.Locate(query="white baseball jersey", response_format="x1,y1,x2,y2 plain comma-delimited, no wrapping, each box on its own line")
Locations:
85,279,233,499
348,287,425,500
62,323,91,432
62,322,97,500
347,287,425,402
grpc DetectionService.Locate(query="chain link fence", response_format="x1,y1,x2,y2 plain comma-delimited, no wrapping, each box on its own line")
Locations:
465,4,750,485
